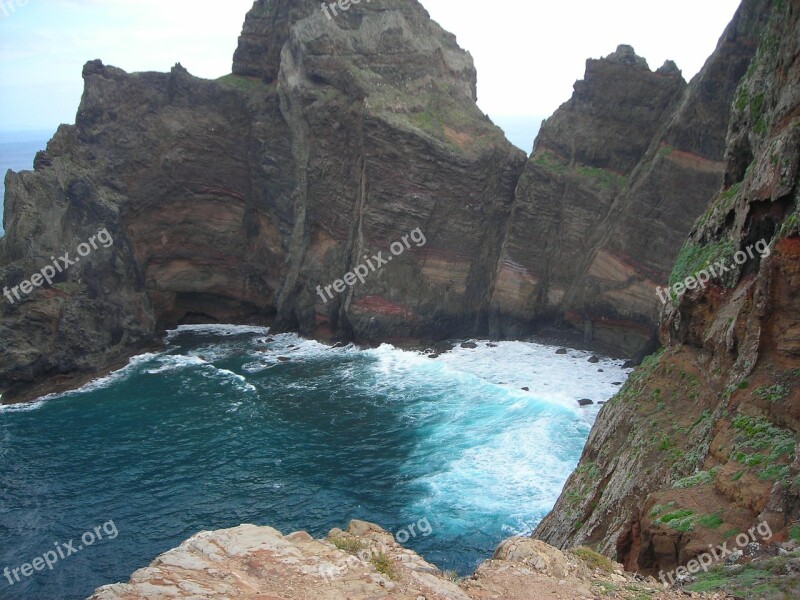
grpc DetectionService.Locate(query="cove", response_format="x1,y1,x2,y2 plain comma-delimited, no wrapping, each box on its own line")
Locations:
0,325,630,600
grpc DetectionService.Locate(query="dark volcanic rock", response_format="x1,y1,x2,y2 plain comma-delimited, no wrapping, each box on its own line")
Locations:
534,0,798,577
555,348,568,355
461,342,478,349
588,356,600,363
0,0,523,403
488,7,769,354
0,0,776,404
578,399,594,406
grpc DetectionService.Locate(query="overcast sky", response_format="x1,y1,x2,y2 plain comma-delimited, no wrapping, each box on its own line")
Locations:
0,0,741,132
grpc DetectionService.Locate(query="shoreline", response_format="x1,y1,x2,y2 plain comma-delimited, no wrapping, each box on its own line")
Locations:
1,321,632,407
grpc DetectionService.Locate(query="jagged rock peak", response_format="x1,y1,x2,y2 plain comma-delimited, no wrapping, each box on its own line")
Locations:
231,0,478,102
604,44,650,69
657,59,682,76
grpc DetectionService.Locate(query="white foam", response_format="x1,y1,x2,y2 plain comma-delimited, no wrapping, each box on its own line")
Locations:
0,398,47,414
165,324,271,339
9,352,165,410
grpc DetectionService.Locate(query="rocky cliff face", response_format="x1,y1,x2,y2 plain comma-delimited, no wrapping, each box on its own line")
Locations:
490,0,771,354
86,520,726,600
0,0,525,402
534,0,800,581
0,0,773,403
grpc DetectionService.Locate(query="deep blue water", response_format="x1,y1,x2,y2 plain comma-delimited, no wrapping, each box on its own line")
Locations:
0,325,629,599
0,130,52,237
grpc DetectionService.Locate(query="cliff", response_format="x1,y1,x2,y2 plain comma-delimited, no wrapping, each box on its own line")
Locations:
0,0,764,403
490,0,771,354
85,520,725,599
534,0,800,589
0,0,525,402
0,0,776,405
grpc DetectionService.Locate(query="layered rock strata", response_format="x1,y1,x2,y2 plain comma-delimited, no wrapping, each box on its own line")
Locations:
535,0,800,579
0,0,776,403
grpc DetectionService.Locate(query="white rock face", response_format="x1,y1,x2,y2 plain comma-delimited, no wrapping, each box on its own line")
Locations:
87,521,729,600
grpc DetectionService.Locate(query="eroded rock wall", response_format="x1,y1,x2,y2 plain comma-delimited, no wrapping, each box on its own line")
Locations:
534,0,800,577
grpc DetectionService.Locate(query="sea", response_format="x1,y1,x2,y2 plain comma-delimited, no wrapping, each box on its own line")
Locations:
0,130,52,237
0,325,631,599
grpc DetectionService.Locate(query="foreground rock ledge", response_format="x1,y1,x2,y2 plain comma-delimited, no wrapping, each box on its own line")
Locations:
88,521,728,599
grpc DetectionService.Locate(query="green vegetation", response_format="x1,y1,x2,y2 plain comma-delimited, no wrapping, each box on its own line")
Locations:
572,546,615,572
370,552,397,579
592,581,617,595
779,213,799,237
755,384,789,403
215,74,270,92
658,144,676,158
723,529,740,539
576,165,627,190
654,508,695,532
330,536,365,553
697,512,724,530
789,525,800,541
533,151,569,174
668,239,736,289
563,461,600,517
652,507,728,533
687,553,800,598
53,282,82,295
614,349,664,406
650,501,676,517
759,464,790,481
672,468,718,489
722,182,742,201
729,415,797,485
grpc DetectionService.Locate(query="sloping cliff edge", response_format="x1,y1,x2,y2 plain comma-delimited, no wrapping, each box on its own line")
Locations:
535,0,800,592
85,520,729,600
0,0,770,404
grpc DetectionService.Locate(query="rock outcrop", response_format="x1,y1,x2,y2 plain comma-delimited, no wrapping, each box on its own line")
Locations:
489,0,772,354
0,0,777,404
0,0,525,403
534,0,800,582
86,520,727,600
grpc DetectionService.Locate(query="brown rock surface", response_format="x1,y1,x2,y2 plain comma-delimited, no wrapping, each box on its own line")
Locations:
0,0,775,402
534,0,800,584
86,521,728,600
489,0,771,354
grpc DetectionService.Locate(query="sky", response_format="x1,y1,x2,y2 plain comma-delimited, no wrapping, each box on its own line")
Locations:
0,0,742,133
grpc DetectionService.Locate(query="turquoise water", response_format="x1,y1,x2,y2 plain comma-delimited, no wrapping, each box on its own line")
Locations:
0,325,629,599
